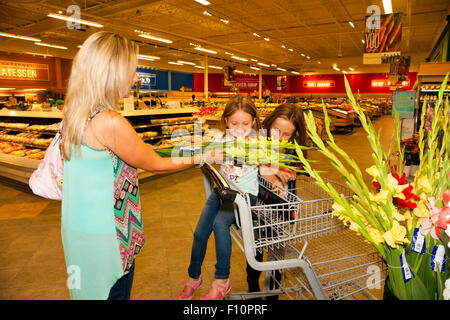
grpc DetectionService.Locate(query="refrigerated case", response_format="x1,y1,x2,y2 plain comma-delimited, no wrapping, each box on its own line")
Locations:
0,108,200,184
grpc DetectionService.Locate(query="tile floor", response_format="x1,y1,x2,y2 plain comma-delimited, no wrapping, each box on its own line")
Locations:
0,115,395,300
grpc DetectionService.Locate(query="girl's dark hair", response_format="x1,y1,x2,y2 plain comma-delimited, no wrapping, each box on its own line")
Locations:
262,103,307,148
221,94,262,133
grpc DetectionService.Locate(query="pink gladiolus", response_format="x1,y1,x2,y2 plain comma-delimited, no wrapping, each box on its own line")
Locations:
419,218,433,236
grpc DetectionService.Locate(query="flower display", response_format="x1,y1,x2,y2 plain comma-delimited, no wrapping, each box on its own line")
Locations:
294,73,450,300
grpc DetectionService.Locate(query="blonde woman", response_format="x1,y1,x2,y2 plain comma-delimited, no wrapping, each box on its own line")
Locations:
61,31,217,300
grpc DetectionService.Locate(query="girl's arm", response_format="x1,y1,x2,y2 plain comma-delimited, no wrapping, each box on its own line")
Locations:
88,110,208,174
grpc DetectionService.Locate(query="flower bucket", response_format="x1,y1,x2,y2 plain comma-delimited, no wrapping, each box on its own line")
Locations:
409,165,419,177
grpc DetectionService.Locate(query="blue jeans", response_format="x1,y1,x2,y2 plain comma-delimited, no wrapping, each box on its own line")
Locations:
188,192,257,280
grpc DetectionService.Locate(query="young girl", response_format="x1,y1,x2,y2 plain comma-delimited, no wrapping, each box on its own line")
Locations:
179,95,262,300
247,103,308,297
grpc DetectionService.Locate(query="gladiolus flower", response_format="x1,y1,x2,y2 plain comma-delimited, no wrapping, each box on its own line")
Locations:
413,201,431,218
382,220,409,248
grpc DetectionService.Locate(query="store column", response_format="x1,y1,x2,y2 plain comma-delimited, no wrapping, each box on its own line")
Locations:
258,68,262,100
204,56,208,99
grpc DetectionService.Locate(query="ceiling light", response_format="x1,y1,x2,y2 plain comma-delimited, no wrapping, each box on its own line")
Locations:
168,62,183,65
264,37,270,41
250,58,258,62
194,66,205,69
306,56,310,59
257,62,270,67
271,64,277,67
0,88,15,90
190,42,200,47
195,0,211,5
48,13,103,28
333,66,341,71
25,52,53,57
138,34,173,44
253,33,260,37
194,47,217,54
276,67,286,71
288,48,293,52
382,0,393,14
348,21,355,28
35,42,67,50
281,45,286,48
342,70,348,74
77,45,82,48
235,70,243,73
349,67,354,71
220,19,229,24
291,71,300,75
250,66,260,70
317,61,321,64
138,54,160,60
231,56,248,62
362,39,365,44
225,52,233,55
301,53,305,57
208,65,223,69
177,60,196,65
0,32,41,42
203,11,212,16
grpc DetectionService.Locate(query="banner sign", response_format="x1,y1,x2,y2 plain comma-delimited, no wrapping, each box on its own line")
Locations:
303,80,335,88
0,60,49,81
136,71,156,89
277,75,287,91
224,66,236,87
364,12,403,64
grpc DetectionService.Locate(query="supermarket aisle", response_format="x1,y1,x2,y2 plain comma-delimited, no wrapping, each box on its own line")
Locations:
0,115,394,300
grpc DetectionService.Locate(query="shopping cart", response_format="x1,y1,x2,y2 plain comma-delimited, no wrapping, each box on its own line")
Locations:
200,163,387,300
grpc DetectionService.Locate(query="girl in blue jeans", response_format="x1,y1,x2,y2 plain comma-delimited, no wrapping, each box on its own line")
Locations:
179,95,262,300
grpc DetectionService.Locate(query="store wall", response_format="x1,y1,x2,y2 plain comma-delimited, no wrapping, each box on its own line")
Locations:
193,72,417,95
171,71,194,91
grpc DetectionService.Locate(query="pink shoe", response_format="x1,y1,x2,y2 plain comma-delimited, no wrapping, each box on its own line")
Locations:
201,278,231,300
178,275,203,300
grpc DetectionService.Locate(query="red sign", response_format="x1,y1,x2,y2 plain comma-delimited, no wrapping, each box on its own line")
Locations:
303,80,335,88
0,60,49,81
371,79,410,87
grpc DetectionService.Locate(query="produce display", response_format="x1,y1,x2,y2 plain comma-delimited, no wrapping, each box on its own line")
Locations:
151,116,197,124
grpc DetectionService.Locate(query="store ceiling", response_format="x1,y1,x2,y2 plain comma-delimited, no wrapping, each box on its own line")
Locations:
0,0,448,74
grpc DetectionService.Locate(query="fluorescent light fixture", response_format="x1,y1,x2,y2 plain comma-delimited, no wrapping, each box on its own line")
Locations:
225,52,233,55
288,48,293,52
177,60,196,65
208,65,223,69
342,70,348,74
349,67,354,71
47,13,103,28
190,42,200,47
271,64,277,67
194,47,217,54
291,71,300,75
253,33,260,37
348,21,355,28
382,0,393,14
0,88,15,90
333,66,341,71
203,11,212,16
306,56,310,59
25,52,53,57
138,54,160,60
27,88,46,91
264,37,270,41
138,34,172,44
35,42,67,50
276,67,286,71
195,0,211,5
317,61,321,64
281,45,286,48
220,19,229,24
301,53,305,57
235,70,243,73
362,39,365,44
168,62,183,65
250,58,258,62
257,62,270,67
0,32,41,42
250,66,260,70
194,66,205,69
231,56,248,62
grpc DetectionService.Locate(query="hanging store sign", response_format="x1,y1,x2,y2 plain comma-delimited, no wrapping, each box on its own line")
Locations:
0,60,49,81
392,90,416,119
303,80,335,88
363,12,404,64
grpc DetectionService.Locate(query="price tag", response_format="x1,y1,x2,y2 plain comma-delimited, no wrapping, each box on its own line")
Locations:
411,228,426,254
431,245,446,272
400,248,413,282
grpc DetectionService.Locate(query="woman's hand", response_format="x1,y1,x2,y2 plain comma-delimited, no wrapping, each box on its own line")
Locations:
275,167,296,184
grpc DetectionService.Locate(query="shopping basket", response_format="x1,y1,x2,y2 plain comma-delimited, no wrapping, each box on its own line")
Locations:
200,163,387,300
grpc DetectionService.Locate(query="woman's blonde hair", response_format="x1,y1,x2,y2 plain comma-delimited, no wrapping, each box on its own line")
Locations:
62,31,138,160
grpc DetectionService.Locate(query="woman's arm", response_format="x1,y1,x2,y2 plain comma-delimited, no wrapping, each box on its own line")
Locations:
87,110,208,174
